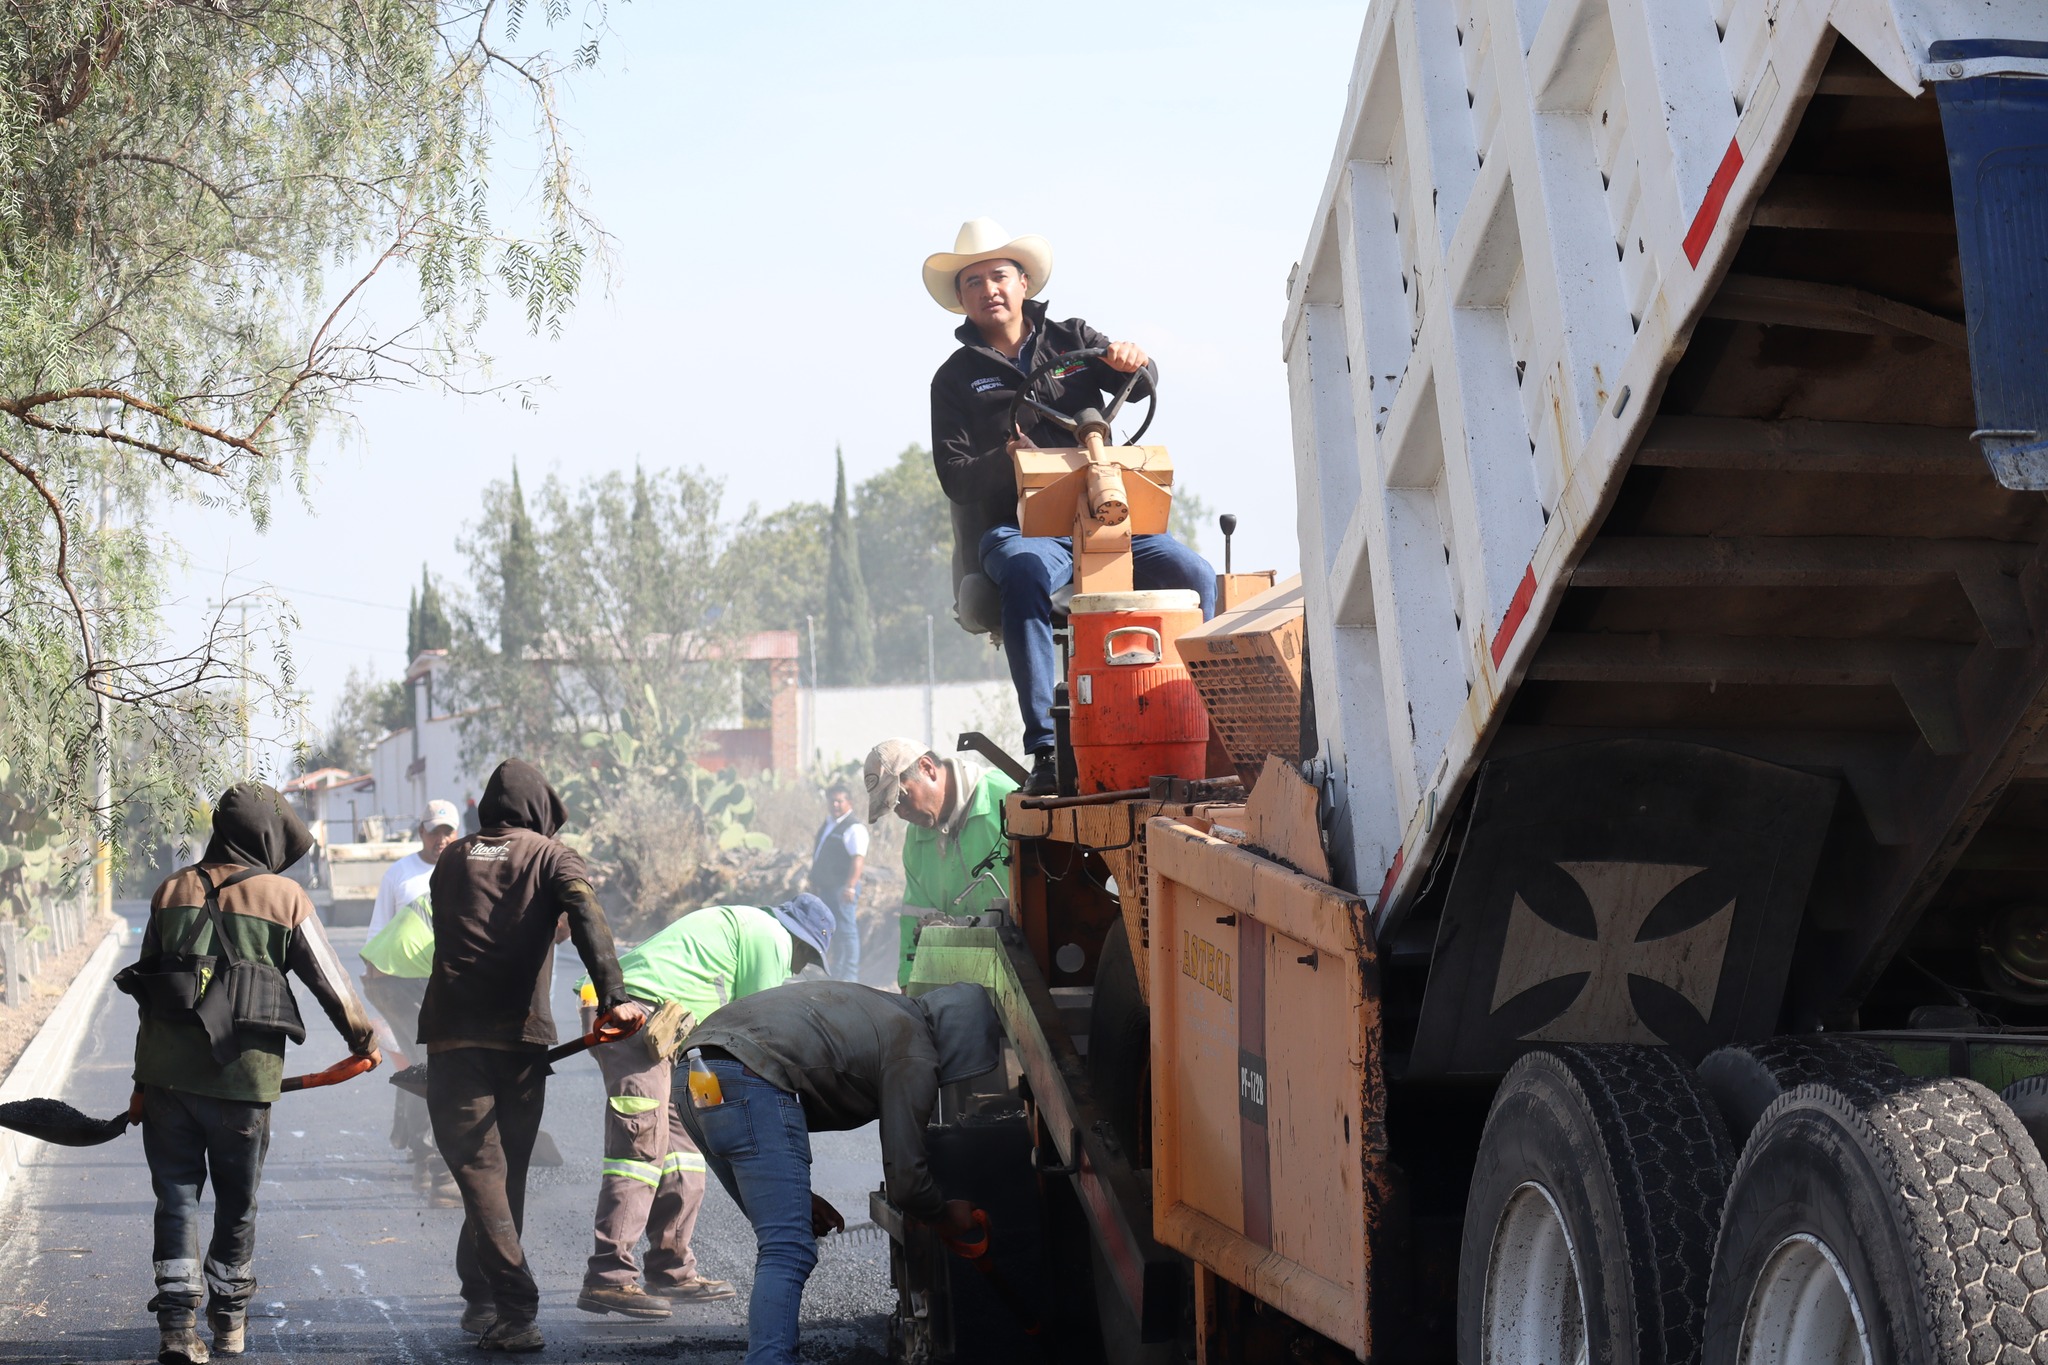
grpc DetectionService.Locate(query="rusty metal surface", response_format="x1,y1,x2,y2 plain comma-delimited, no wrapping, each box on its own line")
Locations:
1146,819,1392,1358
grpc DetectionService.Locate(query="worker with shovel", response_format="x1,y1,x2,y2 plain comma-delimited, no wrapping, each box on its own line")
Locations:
677,979,1000,1365
418,758,645,1353
125,782,381,1365
572,895,835,1321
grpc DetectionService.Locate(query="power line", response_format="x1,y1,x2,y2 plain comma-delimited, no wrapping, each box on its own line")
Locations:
222,571,408,614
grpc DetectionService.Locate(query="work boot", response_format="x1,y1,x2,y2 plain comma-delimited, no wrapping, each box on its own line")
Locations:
577,1283,671,1318
646,1274,736,1303
157,1319,210,1365
475,1318,544,1352
459,1301,498,1336
1024,748,1058,797
207,1308,246,1357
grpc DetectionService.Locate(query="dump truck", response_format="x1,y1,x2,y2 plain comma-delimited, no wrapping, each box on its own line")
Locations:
884,2,2048,1361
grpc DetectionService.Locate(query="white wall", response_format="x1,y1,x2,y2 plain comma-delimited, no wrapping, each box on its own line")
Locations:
797,681,1024,773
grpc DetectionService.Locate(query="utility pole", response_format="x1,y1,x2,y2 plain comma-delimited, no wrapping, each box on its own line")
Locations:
239,601,252,780
91,467,112,920
806,613,820,769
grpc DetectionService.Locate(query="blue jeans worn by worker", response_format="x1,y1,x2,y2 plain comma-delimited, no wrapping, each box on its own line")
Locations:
979,526,1217,754
826,890,861,983
683,1058,816,1365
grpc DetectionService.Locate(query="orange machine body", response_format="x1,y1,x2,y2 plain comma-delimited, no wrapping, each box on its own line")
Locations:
1068,589,1209,793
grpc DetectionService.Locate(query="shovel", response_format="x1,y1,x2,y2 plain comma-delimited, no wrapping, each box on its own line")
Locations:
0,1053,380,1148
388,1012,644,1098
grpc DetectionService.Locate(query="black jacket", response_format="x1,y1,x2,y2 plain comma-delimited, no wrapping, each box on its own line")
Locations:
418,760,630,1048
681,981,1001,1220
929,298,1159,534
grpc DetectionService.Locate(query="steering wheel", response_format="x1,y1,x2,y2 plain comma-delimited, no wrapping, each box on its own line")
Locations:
1004,346,1157,449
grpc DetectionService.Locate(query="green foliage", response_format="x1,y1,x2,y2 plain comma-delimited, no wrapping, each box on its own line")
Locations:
449,464,746,817
854,444,1002,684
500,463,544,661
823,449,875,686
0,760,66,925
0,1,618,857
722,500,829,679
1170,487,1215,557
408,565,452,657
300,665,408,775
693,769,773,853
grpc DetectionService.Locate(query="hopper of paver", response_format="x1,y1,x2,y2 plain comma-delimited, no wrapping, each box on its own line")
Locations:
1179,575,1306,788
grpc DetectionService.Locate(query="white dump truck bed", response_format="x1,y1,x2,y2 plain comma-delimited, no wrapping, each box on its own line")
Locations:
1287,0,2048,998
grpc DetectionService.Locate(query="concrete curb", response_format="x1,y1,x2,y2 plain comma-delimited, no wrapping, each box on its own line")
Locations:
0,928,124,1208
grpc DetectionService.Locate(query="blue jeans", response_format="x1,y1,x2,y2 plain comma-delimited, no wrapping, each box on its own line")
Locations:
978,526,1218,753
680,1060,816,1365
826,890,861,982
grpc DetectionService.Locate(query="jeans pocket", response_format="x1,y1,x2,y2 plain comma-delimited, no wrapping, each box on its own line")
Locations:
695,1097,758,1161
778,1094,812,1163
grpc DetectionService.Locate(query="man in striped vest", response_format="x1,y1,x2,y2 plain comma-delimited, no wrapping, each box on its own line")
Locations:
574,895,835,1320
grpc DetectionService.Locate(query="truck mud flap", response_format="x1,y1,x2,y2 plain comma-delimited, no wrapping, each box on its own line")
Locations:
1408,738,1837,1076
1931,43,2048,488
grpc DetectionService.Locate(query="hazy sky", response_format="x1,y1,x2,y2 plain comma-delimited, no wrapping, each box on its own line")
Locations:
166,1,1367,738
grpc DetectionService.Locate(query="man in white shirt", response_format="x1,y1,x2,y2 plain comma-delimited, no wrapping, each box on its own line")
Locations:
361,798,460,1200
806,784,869,982
366,799,460,936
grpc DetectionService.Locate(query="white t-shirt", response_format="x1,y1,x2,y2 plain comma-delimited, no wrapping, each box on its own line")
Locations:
366,851,435,936
841,821,870,860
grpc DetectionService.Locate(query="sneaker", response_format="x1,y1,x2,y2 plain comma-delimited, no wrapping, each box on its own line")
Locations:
1024,748,1058,797
459,1302,498,1336
475,1319,544,1352
577,1283,671,1319
207,1309,246,1357
645,1275,737,1303
158,1325,211,1365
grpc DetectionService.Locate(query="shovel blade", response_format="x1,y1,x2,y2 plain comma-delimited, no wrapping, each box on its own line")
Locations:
0,1098,131,1147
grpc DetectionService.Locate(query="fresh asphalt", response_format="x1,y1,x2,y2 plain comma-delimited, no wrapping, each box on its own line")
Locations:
0,923,895,1363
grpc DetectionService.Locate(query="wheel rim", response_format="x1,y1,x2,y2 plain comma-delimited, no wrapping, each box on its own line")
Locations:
1738,1234,1872,1365
1481,1181,1588,1365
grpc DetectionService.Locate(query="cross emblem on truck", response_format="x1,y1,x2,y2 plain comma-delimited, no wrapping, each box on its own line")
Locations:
1488,861,1735,1046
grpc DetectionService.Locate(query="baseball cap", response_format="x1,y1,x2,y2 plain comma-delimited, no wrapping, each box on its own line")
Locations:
421,799,461,833
772,894,836,960
863,738,931,824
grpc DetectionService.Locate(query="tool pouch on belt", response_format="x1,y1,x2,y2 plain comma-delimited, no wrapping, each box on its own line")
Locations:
641,1000,696,1063
115,867,306,1063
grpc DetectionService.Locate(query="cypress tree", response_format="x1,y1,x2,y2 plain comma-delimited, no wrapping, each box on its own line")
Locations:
414,564,451,652
501,463,543,660
823,447,875,686
406,586,420,659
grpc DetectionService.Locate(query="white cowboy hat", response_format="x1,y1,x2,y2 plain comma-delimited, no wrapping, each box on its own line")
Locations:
922,218,1053,315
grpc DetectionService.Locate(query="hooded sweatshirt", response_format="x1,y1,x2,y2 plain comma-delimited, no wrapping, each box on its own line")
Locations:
134,782,376,1102
681,981,1002,1219
417,759,629,1049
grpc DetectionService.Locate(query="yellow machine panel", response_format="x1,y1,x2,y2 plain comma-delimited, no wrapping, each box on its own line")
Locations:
1179,577,1306,787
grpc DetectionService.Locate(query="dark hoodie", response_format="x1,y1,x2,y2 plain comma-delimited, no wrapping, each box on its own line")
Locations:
679,981,1002,1219
418,760,629,1049
135,782,375,1103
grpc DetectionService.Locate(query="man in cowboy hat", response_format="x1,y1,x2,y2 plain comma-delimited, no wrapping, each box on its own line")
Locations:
926,218,1216,795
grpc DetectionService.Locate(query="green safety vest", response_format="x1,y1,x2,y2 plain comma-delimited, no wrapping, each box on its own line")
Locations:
903,769,1016,916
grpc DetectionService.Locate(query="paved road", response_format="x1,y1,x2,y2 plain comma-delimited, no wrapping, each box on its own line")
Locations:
0,928,895,1363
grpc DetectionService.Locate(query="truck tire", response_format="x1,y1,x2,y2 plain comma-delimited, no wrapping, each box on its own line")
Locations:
1705,1076,2048,1365
1458,1045,1734,1365
1088,917,1150,1166
2001,1074,2048,1164
1698,1037,1905,1146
